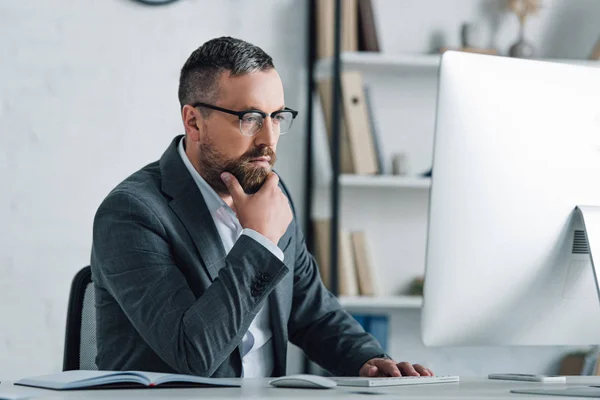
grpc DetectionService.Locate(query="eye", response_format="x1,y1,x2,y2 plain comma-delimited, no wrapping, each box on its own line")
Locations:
242,113,261,124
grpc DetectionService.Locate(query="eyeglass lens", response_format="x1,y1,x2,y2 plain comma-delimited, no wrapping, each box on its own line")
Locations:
240,111,295,136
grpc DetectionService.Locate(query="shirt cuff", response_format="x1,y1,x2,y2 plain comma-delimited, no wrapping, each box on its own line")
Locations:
242,229,284,262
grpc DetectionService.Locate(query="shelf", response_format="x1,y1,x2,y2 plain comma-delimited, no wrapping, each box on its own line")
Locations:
315,52,441,78
339,295,423,311
314,52,600,79
339,174,431,189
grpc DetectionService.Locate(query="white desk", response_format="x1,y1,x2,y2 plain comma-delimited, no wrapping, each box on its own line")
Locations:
3,377,600,399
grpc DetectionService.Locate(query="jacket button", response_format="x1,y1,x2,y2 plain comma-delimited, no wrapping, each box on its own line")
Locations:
251,289,259,297
260,273,271,282
253,282,265,291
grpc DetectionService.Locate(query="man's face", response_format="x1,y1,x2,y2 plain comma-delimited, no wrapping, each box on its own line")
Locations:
192,69,285,195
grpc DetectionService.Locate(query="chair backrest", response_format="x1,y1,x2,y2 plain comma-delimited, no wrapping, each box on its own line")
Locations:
63,266,98,371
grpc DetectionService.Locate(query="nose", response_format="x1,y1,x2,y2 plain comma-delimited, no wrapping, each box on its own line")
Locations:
253,117,278,149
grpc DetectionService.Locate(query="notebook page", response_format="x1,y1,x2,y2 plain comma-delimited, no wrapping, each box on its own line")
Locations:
16,370,144,389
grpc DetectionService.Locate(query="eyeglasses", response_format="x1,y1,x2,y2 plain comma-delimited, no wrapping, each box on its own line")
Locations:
191,102,298,137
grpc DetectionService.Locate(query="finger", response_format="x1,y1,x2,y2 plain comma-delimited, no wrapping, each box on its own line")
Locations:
263,172,280,190
397,362,420,376
371,360,401,377
426,368,435,376
221,172,245,200
369,366,379,377
413,364,431,376
359,363,375,377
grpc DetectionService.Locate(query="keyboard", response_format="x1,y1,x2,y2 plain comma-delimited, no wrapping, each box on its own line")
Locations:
332,375,460,387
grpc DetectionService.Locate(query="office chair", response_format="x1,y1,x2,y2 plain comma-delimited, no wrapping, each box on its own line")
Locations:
63,266,98,371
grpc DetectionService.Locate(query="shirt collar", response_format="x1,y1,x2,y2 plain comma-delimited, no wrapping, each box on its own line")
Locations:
177,136,228,216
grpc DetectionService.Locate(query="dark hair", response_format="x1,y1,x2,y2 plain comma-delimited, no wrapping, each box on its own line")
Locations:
178,37,275,114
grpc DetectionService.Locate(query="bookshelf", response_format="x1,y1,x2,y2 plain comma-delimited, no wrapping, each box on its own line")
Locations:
315,52,600,80
308,0,436,306
315,52,441,79
339,174,431,189
339,295,423,311
304,0,600,378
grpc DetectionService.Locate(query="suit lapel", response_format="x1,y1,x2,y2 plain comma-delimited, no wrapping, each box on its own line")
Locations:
160,135,226,281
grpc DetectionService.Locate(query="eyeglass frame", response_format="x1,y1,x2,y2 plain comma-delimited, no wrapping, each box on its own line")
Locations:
190,101,299,136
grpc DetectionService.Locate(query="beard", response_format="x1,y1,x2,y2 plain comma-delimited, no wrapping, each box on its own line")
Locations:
197,136,277,195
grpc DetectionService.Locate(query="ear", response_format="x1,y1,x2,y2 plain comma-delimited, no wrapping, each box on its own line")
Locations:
182,105,203,142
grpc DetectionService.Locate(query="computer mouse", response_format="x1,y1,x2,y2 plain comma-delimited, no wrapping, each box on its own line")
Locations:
269,374,337,389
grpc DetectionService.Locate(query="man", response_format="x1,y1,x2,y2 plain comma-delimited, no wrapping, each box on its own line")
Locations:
91,36,432,378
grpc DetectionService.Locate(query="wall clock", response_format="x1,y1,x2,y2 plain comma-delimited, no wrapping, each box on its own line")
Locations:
133,0,181,5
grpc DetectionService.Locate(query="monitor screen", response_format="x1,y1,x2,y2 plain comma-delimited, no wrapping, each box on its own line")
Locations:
422,52,600,346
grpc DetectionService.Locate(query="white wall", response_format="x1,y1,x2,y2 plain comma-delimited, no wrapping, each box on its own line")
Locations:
0,0,307,380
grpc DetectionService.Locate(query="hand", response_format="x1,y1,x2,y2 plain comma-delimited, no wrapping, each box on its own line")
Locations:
221,172,292,245
359,358,433,377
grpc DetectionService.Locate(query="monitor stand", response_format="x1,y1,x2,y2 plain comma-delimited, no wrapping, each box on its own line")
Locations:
576,206,600,300
513,207,600,398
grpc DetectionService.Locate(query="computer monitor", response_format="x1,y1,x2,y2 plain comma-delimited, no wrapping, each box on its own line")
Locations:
421,51,600,346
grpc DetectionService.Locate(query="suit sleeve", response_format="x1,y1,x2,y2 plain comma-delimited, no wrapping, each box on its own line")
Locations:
91,190,288,377
279,182,387,376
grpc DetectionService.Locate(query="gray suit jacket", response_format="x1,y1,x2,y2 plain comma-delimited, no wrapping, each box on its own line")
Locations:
91,135,386,377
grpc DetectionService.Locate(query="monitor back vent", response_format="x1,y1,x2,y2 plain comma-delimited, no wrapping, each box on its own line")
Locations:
572,230,590,254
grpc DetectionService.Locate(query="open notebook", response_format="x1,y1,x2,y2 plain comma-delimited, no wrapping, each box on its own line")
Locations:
14,370,241,390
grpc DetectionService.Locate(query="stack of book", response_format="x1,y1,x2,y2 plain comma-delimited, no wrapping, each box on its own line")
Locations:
317,72,383,176
315,0,380,60
312,220,380,297
559,349,600,375
312,219,389,352
315,0,384,176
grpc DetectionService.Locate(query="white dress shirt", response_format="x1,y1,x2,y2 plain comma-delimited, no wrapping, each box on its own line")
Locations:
178,137,283,378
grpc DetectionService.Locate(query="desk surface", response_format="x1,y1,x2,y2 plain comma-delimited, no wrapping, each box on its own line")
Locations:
3,376,600,399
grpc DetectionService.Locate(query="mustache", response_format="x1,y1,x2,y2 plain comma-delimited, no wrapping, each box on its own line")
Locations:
240,146,276,164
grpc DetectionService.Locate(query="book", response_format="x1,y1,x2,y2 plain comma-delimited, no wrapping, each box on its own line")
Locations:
357,0,380,52
317,79,355,174
368,315,389,353
591,36,600,60
14,370,241,390
311,220,359,296
559,352,587,375
363,85,384,174
0,386,42,400
339,230,360,296
583,349,600,375
350,231,380,296
352,313,368,329
340,71,379,175
350,314,389,352
313,219,332,290
315,0,358,59
342,0,358,54
311,91,333,186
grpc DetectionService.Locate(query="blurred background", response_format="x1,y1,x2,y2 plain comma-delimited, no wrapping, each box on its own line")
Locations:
1,0,600,381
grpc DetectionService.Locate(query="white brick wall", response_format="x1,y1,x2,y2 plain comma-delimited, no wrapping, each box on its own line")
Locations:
3,0,600,382
0,0,307,380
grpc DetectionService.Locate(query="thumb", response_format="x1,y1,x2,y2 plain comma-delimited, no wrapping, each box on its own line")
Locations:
221,172,245,200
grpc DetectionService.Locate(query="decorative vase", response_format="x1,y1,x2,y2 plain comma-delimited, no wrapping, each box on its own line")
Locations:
509,23,535,58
